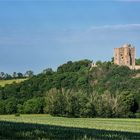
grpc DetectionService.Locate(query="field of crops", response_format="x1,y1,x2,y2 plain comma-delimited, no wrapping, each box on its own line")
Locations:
0,79,26,87
0,115,140,139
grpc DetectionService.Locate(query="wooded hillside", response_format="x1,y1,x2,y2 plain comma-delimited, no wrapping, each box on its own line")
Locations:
0,59,140,118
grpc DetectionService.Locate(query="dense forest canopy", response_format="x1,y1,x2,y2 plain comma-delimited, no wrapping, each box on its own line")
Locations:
0,59,140,118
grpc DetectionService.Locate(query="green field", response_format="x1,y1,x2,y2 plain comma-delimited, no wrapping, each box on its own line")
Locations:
0,115,140,139
0,79,26,87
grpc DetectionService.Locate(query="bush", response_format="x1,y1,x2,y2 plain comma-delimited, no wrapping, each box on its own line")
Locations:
135,111,140,118
15,113,20,117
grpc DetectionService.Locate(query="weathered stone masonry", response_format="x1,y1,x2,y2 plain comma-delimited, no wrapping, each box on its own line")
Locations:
114,44,140,70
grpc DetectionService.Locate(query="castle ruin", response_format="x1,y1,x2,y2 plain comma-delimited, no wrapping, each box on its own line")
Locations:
91,43,140,70
114,44,140,70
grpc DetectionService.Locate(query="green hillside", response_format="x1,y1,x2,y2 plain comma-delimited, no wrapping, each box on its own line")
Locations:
0,59,140,118
0,79,27,87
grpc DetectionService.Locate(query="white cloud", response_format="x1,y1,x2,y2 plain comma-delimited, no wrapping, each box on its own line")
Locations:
89,24,140,31
0,24,140,46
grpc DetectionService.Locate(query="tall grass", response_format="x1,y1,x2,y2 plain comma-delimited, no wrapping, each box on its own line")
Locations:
0,115,140,133
0,121,140,140
0,115,140,139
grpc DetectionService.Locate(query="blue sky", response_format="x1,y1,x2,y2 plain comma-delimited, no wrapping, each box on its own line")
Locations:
0,0,140,73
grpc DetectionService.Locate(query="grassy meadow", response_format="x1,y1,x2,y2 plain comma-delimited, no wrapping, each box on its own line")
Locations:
0,114,140,139
0,79,26,87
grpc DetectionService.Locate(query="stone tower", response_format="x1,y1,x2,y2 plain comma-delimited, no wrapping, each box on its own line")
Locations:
114,44,135,69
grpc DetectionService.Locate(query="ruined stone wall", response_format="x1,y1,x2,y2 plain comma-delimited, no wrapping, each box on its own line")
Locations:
114,44,136,69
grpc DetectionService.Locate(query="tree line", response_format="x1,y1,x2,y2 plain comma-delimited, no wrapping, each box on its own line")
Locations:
0,70,34,80
0,59,140,118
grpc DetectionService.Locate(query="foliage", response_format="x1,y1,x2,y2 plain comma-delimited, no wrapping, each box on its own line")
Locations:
0,59,140,118
45,92,67,116
5,97,18,114
0,100,5,114
0,70,34,80
136,58,140,65
22,97,45,114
